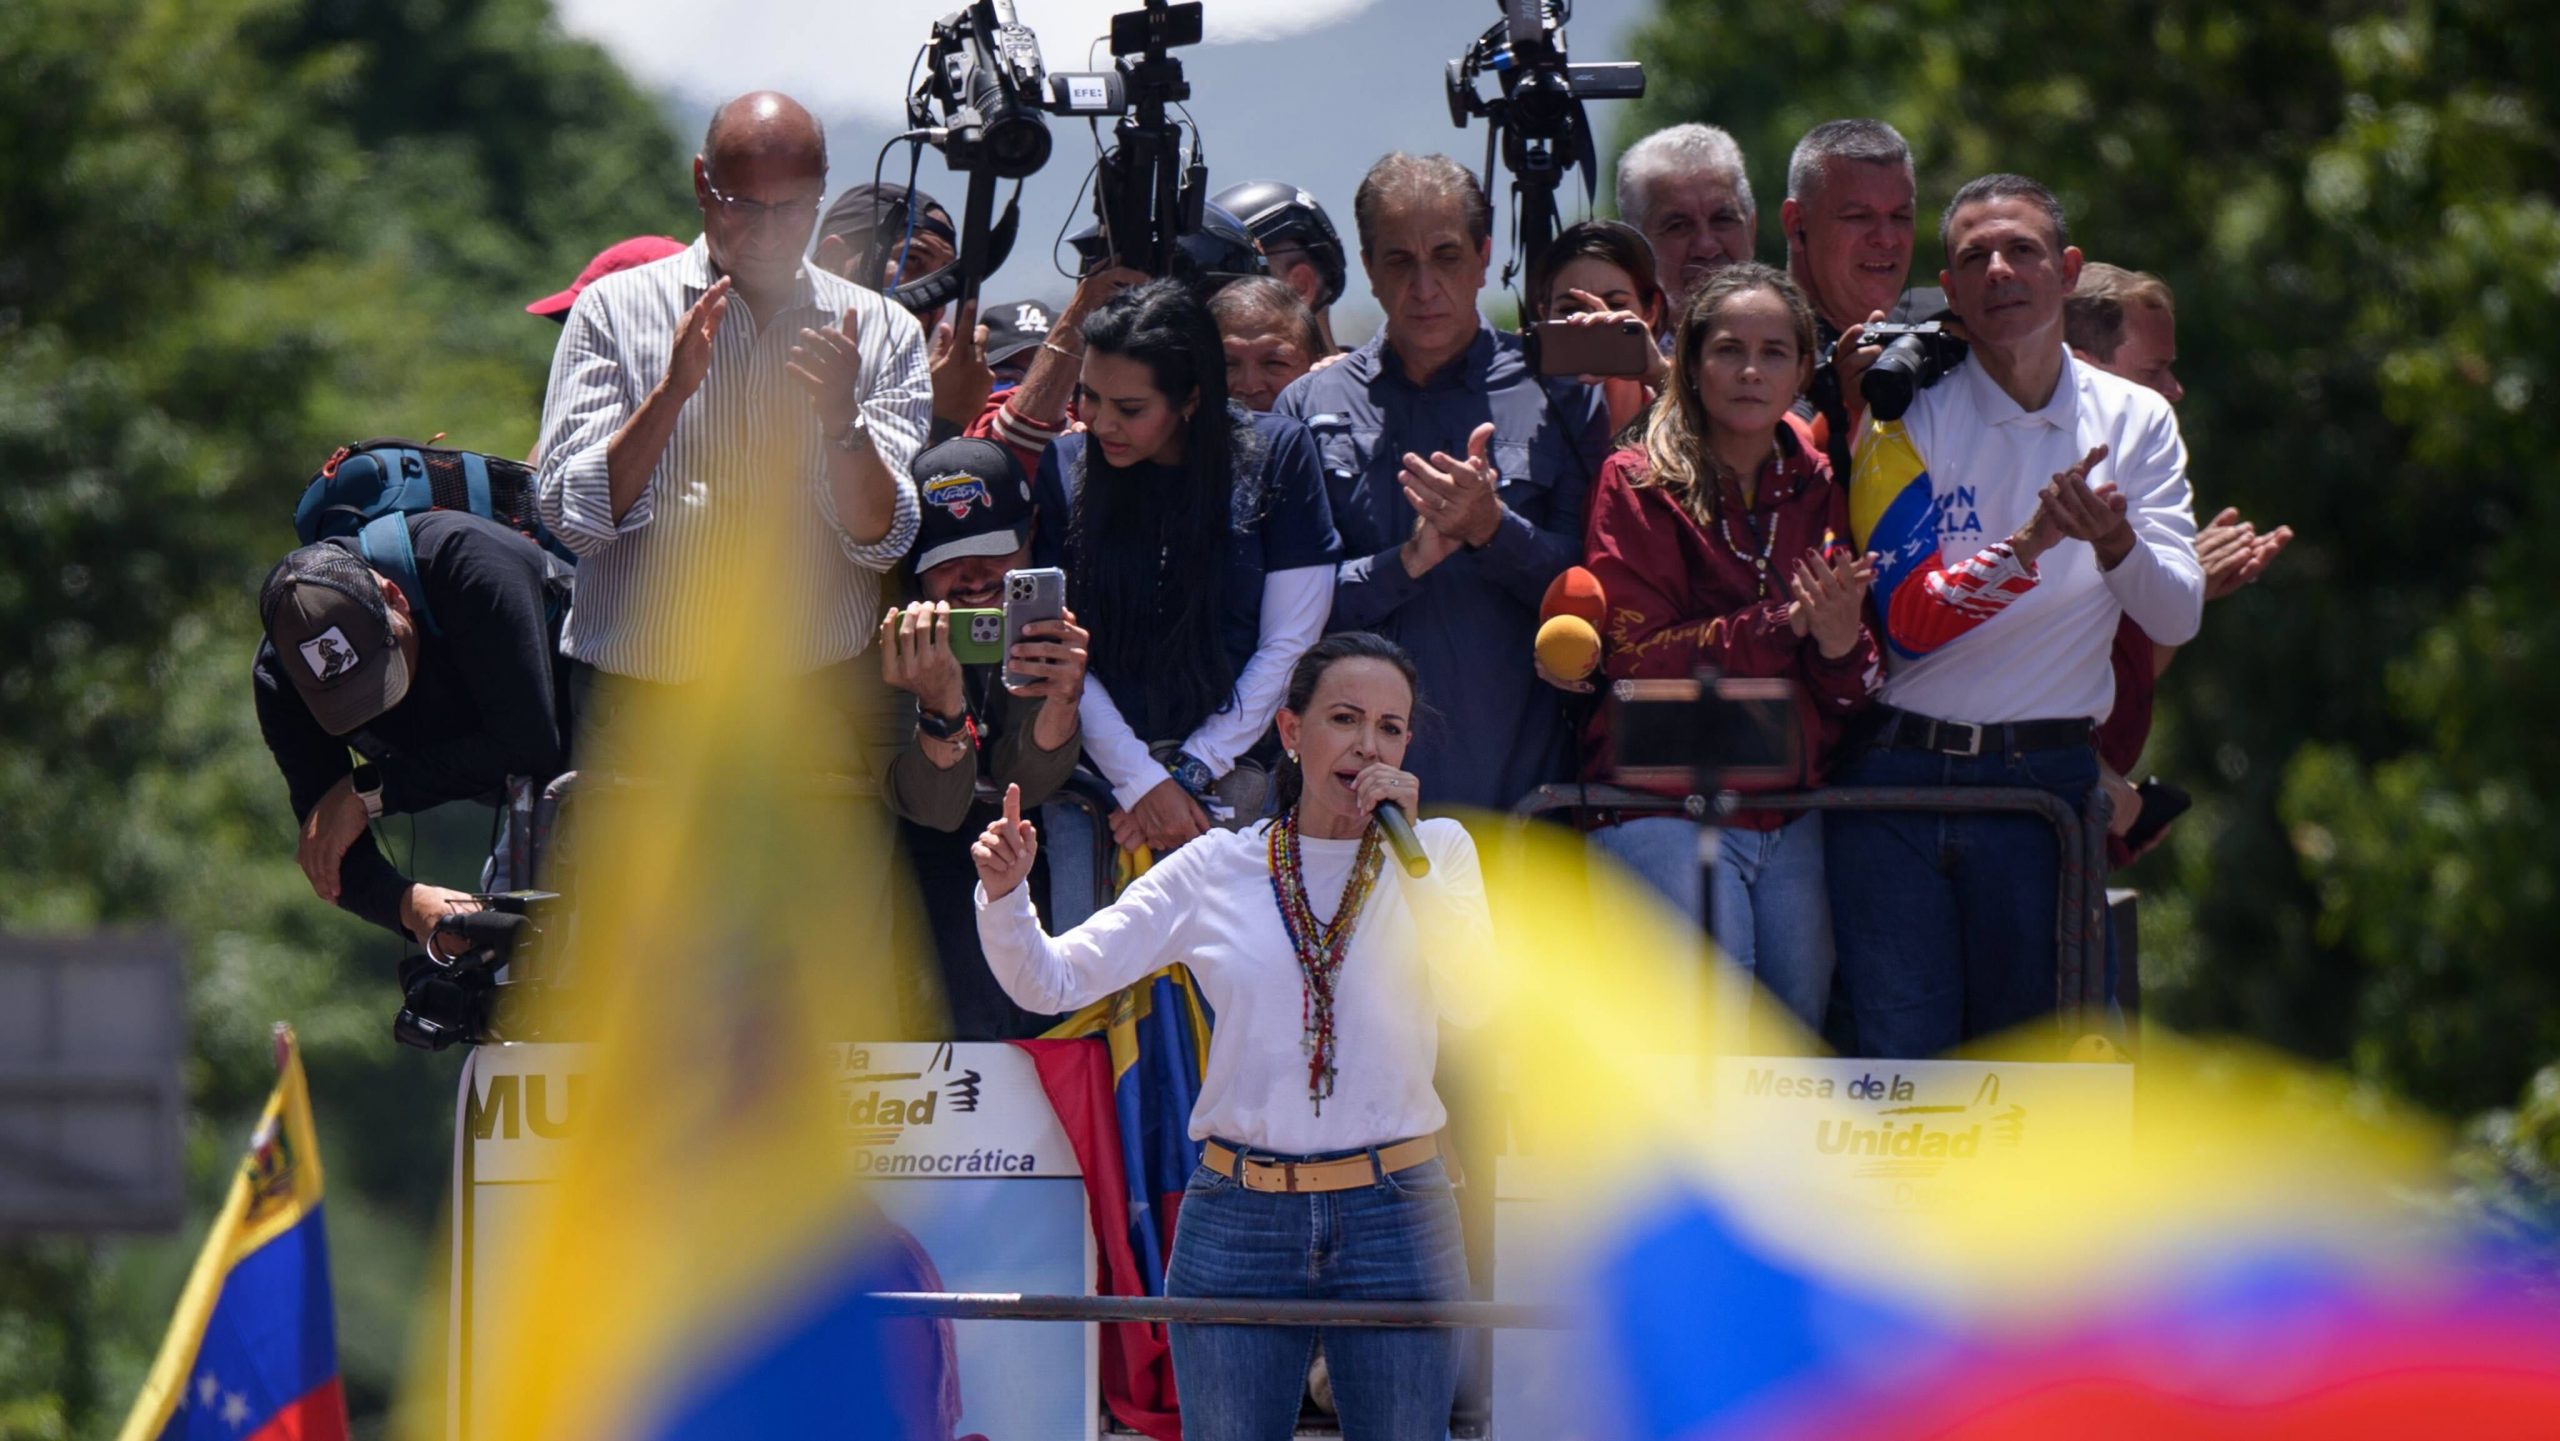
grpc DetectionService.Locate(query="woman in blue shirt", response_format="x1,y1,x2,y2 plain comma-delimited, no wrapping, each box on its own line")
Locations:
1036,278,1341,863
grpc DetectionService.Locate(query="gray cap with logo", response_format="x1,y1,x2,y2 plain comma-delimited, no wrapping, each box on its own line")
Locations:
259,543,410,736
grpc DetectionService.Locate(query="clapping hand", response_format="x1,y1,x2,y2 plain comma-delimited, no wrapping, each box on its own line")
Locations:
2196,507,2294,600
663,276,732,402
788,305,868,435
2038,445,2134,566
971,783,1040,900
1401,421,1504,547
1787,548,1878,659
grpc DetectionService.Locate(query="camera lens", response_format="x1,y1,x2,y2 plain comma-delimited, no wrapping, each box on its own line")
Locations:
1862,335,1929,422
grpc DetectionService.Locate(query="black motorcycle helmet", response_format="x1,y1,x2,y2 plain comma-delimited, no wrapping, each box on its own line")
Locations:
1213,180,1347,310
1067,203,1265,295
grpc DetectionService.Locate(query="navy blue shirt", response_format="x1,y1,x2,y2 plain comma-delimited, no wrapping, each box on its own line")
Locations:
1274,322,1609,811
1036,408,1341,743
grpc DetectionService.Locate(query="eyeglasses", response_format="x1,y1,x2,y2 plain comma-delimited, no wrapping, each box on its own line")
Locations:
702,175,822,230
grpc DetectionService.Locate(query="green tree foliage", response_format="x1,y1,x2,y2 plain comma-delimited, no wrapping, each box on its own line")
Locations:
1621,0,2559,1114
0,1,691,1433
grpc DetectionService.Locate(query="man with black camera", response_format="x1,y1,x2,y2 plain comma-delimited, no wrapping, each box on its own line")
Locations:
1782,119,1939,475
1274,152,1610,811
876,436,1090,1037
1826,175,2203,1058
252,512,570,955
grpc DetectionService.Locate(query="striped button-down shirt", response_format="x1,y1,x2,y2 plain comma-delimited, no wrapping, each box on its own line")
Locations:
534,237,925,682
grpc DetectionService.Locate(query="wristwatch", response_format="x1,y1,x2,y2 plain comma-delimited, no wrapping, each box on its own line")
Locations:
350,761,385,820
917,705,976,746
833,409,875,453
1170,750,1216,801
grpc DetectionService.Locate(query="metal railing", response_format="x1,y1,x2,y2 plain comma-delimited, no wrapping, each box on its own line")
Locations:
865,1292,1562,1329
1511,781,2115,1024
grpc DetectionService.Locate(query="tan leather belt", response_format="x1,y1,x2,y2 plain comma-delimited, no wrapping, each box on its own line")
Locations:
1201,1136,1439,1194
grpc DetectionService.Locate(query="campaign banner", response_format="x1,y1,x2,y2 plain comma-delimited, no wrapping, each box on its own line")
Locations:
451,1042,1096,1441
1708,1055,2134,1212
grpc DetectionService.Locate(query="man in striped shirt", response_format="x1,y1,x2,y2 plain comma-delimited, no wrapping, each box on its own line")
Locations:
535,92,934,798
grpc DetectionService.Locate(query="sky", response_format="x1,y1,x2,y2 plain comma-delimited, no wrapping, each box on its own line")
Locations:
555,0,1662,326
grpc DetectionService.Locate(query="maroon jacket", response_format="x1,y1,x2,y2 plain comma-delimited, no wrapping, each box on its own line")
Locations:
1580,414,1882,829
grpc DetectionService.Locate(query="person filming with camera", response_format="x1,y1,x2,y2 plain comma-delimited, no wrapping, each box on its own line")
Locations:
1827,175,2203,1059
972,632,1490,1441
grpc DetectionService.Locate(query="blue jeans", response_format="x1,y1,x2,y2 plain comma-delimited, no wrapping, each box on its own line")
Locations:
1823,741,2099,1057
1167,1149,1469,1441
1589,812,1838,1035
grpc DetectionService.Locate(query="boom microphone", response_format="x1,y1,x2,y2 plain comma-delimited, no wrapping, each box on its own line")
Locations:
1375,800,1430,879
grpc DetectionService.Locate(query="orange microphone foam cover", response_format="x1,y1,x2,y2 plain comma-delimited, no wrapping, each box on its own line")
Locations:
1535,614,1603,682
1540,565,1608,629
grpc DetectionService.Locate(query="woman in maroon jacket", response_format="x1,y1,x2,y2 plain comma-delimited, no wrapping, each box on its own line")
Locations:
1582,262,1881,1035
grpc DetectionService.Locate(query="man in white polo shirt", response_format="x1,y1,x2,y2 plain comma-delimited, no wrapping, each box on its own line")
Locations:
1829,173,2203,1058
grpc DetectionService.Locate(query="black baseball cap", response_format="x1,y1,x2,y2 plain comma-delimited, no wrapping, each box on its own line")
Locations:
910,437,1036,575
978,298,1058,368
259,543,409,735
820,182,957,255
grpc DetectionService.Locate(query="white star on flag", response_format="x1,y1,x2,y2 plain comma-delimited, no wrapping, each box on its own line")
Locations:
196,1372,221,1406
221,1391,252,1428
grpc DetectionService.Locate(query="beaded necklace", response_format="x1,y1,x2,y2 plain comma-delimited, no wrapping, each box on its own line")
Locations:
1266,809,1386,1114
1708,436,1791,600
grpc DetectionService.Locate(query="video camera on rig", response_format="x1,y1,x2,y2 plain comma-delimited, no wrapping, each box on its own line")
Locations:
1445,0,1644,294
391,890,563,1052
893,0,1132,313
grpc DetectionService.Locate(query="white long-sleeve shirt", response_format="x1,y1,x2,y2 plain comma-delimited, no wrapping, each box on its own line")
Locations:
1885,346,2202,724
1075,565,1334,808
977,817,1491,1154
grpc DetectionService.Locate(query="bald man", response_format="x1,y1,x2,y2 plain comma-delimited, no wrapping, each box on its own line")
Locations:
535,93,959,818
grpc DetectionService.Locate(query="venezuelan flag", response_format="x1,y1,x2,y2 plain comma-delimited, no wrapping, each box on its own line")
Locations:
1012,845,1211,1440
1469,821,2560,1440
117,1028,349,1441
447,471,946,1439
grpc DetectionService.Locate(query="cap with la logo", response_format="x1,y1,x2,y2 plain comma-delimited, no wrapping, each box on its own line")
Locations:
258,541,412,736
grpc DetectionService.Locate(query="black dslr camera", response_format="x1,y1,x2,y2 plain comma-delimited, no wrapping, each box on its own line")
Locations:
391,890,562,1051
1855,321,1967,422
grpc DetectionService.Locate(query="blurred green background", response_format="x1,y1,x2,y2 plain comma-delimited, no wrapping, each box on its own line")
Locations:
3,0,2556,1434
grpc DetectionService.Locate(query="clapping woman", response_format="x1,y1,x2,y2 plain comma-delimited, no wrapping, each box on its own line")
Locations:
973,633,1489,1440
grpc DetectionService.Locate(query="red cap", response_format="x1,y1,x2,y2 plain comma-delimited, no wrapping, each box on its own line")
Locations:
525,235,688,318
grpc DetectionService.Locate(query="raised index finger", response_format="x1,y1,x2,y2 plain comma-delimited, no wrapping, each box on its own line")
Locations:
1003,782,1021,826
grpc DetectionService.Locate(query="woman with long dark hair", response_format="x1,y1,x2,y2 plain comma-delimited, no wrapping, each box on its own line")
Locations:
973,632,1488,1440
1037,278,1341,868
1529,219,1672,435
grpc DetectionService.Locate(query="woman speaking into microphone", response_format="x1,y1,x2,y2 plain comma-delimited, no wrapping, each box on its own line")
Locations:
973,632,1491,1440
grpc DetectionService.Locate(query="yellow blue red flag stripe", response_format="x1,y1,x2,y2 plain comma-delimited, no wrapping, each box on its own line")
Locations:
117,1028,348,1441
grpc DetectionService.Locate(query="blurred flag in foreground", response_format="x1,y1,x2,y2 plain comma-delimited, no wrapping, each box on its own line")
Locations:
445,486,940,1439
118,1027,349,1441
1458,820,2560,1441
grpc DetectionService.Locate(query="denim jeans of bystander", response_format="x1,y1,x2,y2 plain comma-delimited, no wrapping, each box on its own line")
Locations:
1590,811,1838,1041
1822,741,2100,1057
